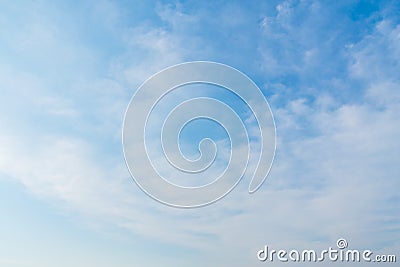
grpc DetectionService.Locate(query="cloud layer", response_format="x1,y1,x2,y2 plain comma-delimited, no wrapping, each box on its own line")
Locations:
0,1,399,266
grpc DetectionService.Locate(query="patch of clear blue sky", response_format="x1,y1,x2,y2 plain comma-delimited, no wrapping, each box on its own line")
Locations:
101,0,398,105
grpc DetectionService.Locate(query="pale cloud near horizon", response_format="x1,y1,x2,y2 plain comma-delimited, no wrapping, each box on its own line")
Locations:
0,1,399,266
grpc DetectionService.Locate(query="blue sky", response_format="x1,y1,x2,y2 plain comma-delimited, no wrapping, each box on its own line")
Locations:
0,0,399,266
